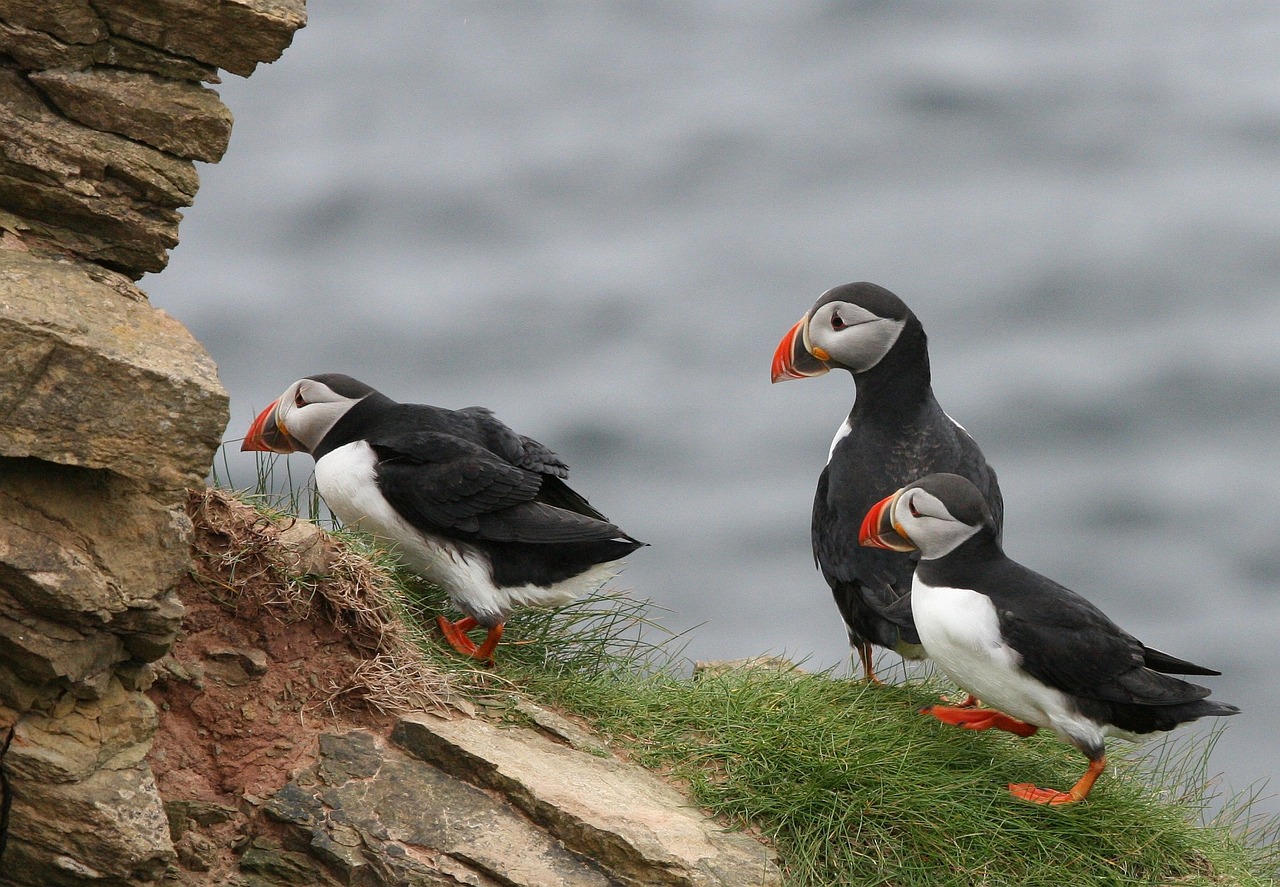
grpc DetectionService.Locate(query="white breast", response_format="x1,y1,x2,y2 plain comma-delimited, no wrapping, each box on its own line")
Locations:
314,441,613,625
827,417,853,463
911,577,1111,751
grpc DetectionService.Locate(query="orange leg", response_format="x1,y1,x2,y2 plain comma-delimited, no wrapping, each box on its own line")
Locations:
437,614,479,654
920,704,1040,738
436,615,505,663
856,642,884,685
472,624,504,662
1009,756,1106,806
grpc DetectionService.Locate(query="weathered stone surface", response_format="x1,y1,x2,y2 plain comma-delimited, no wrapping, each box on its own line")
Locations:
31,68,233,162
0,751,174,887
267,730,620,887
0,250,229,488
95,0,307,78
0,0,107,45
0,69,198,275
7,677,158,784
0,19,98,70
394,714,783,887
0,22,219,81
96,36,220,83
1,0,304,884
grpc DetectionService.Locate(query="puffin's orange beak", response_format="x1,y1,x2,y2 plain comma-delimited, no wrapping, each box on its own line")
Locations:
241,399,300,453
859,490,916,552
771,315,830,383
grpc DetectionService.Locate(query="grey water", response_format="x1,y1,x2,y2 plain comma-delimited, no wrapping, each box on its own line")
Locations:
147,1,1280,819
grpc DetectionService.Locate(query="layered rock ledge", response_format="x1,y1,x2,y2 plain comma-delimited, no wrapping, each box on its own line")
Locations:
1,2,303,884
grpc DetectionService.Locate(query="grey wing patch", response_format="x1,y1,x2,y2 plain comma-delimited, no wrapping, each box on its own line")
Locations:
516,434,570,478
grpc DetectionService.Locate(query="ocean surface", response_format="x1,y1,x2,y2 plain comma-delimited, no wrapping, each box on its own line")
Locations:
146,1,1280,818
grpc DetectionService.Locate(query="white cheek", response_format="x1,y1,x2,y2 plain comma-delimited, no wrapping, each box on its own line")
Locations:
811,317,906,373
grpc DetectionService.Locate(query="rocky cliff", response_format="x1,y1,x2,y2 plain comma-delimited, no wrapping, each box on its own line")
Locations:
0,4,781,886
0,2,299,884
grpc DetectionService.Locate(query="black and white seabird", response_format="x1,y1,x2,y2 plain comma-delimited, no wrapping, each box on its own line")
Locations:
860,472,1239,805
771,282,1003,684
241,374,645,662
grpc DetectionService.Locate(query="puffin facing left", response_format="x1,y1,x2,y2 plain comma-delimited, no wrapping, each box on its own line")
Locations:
241,374,645,663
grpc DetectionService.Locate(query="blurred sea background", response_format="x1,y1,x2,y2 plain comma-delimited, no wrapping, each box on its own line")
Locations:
146,1,1280,817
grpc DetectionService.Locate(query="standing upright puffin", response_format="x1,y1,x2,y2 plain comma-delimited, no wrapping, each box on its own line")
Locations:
860,473,1239,804
772,282,1003,683
241,374,645,662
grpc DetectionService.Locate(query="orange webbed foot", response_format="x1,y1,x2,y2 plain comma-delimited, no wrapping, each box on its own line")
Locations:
920,705,1039,737
437,615,480,655
1009,757,1105,806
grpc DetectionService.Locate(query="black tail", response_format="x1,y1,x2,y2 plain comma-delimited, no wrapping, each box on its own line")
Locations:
1143,645,1221,676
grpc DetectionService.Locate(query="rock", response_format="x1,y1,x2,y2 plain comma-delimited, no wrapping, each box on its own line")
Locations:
7,677,159,784
0,22,218,82
0,752,175,886
0,250,229,488
0,0,304,882
204,646,271,686
0,69,199,275
164,799,238,839
94,0,307,78
0,0,108,45
267,730,621,887
273,519,332,577
692,656,804,679
94,37,220,83
30,67,233,162
393,714,783,887
0,19,98,70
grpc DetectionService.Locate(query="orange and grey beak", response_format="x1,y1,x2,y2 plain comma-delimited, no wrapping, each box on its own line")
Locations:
859,490,916,552
771,315,830,383
241,399,301,453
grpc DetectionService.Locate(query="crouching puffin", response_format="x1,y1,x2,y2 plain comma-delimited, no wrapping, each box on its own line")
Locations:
241,374,645,662
772,282,1003,684
860,473,1239,805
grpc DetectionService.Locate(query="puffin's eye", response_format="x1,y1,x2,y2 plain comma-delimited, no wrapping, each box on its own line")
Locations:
830,310,846,330
908,496,922,519
294,389,307,408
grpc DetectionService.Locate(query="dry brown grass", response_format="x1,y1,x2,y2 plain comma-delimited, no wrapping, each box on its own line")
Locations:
186,488,471,717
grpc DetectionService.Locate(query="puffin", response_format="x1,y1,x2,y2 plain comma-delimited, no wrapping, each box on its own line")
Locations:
241,373,645,662
772,282,1003,684
860,472,1239,805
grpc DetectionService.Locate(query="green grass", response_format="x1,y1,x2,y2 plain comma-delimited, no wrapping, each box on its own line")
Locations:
223,455,1279,886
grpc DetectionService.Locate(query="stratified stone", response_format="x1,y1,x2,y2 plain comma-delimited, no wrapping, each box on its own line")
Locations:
393,714,784,887
0,0,107,45
0,22,219,81
265,730,619,887
0,69,198,275
96,36,220,83
30,68,233,162
1,753,174,887
7,677,159,784
0,19,98,70
94,0,307,78
0,251,229,488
